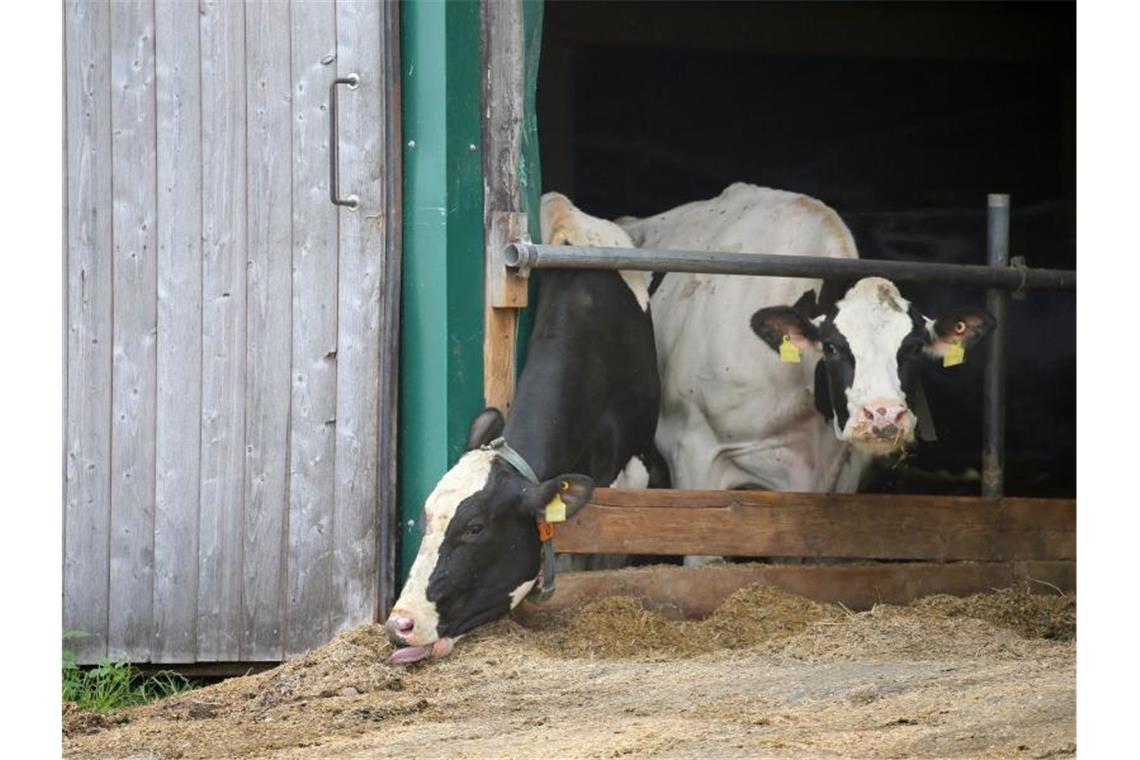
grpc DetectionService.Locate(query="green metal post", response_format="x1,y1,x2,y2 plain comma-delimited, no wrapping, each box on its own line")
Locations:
398,0,486,584
398,0,545,587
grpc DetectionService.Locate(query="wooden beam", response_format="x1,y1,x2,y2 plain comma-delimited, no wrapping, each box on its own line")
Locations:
480,1,528,414
483,213,528,414
512,561,1076,624
553,489,1075,562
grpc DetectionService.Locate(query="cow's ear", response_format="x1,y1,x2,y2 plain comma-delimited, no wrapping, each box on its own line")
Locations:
519,474,594,521
750,306,822,354
923,308,996,361
466,408,505,451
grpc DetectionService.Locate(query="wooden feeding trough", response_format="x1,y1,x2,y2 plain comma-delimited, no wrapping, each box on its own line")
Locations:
515,489,1075,622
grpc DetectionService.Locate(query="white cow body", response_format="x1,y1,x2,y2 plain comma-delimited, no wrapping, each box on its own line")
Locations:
621,183,871,493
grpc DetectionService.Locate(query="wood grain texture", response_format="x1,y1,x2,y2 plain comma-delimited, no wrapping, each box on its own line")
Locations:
330,0,385,635
241,0,293,662
107,0,158,662
512,561,1076,624
285,0,338,658
481,0,528,415
64,0,114,662
483,213,525,414
283,0,337,660
375,0,403,621
66,0,401,663
197,0,246,662
487,212,529,308
483,308,517,415
152,0,202,663
554,489,1076,561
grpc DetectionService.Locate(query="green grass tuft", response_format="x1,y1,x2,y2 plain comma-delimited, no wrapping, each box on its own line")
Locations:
63,631,196,712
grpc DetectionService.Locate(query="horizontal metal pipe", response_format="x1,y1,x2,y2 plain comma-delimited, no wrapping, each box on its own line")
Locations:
505,242,1076,292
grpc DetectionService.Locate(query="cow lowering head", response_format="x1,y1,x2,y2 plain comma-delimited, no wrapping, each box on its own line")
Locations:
385,410,594,665
750,277,994,455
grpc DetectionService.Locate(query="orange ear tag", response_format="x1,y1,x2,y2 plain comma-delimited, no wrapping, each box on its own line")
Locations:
544,494,567,523
943,341,965,368
779,335,801,363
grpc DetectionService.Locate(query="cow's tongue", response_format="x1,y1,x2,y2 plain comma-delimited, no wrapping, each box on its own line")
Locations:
390,645,433,665
390,637,454,665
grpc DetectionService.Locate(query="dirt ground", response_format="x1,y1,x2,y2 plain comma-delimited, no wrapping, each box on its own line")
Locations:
64,576,1075,759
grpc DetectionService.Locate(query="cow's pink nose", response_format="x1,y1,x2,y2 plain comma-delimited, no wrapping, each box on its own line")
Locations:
385,614,415,645
862,402,909,436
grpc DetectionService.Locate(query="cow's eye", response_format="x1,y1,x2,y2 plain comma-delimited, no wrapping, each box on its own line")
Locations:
465,523,484,536
822,342,837,357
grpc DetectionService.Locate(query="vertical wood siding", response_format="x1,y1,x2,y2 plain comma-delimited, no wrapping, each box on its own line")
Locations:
63,0,398,665
197,0,247,662
286,0,339,658
153,0,203,665
107,0,159,662
64,0,114,663
243,0,293,663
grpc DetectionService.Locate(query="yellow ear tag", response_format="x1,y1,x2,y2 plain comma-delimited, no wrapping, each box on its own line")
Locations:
779,335,801,363
544,494,567,523
943,341,965,368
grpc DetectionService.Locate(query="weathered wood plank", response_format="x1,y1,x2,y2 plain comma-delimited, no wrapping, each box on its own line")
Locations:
197,0,246,662
285,0,339,657
152,0,202,664
482,211,526,415
64,0,113,663
107,0,158,662
480,0,528,415
376,0,403,620
241,0,293,662
512,561,1076,625
554,490,1075,561
330,0,386,634
483,307,517,414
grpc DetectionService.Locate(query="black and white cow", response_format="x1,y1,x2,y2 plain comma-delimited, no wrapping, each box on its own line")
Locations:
385,193,666,664
622,183,994,496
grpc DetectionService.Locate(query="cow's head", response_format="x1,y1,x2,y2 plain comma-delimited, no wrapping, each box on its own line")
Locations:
750,277,994,455
385,409,594,665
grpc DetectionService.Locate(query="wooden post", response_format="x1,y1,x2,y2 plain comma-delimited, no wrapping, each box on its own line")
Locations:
480,0,530,415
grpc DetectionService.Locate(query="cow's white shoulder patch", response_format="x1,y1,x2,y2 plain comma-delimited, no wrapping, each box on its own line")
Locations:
541,192,648,311
609,455,649,489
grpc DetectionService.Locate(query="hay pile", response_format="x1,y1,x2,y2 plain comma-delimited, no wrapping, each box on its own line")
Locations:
907,588,1076,640
63,583,1075,760
533,583,843,659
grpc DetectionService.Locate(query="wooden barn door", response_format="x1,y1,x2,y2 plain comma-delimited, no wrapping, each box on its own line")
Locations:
64,0,401,665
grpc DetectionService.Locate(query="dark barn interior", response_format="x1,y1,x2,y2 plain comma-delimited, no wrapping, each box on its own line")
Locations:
537,1,1075,497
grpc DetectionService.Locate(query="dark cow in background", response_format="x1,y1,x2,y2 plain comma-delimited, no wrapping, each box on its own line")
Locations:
385,193,666,664
621,184,995,506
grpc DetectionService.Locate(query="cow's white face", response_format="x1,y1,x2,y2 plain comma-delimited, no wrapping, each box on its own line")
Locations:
386,449,496,660
751,277,995,456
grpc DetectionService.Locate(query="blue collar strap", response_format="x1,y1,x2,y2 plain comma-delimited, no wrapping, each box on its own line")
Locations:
480,437,556,603
482,437,539,484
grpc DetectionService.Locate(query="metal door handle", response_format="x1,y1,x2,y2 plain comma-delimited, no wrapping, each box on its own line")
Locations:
329,73,360,210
